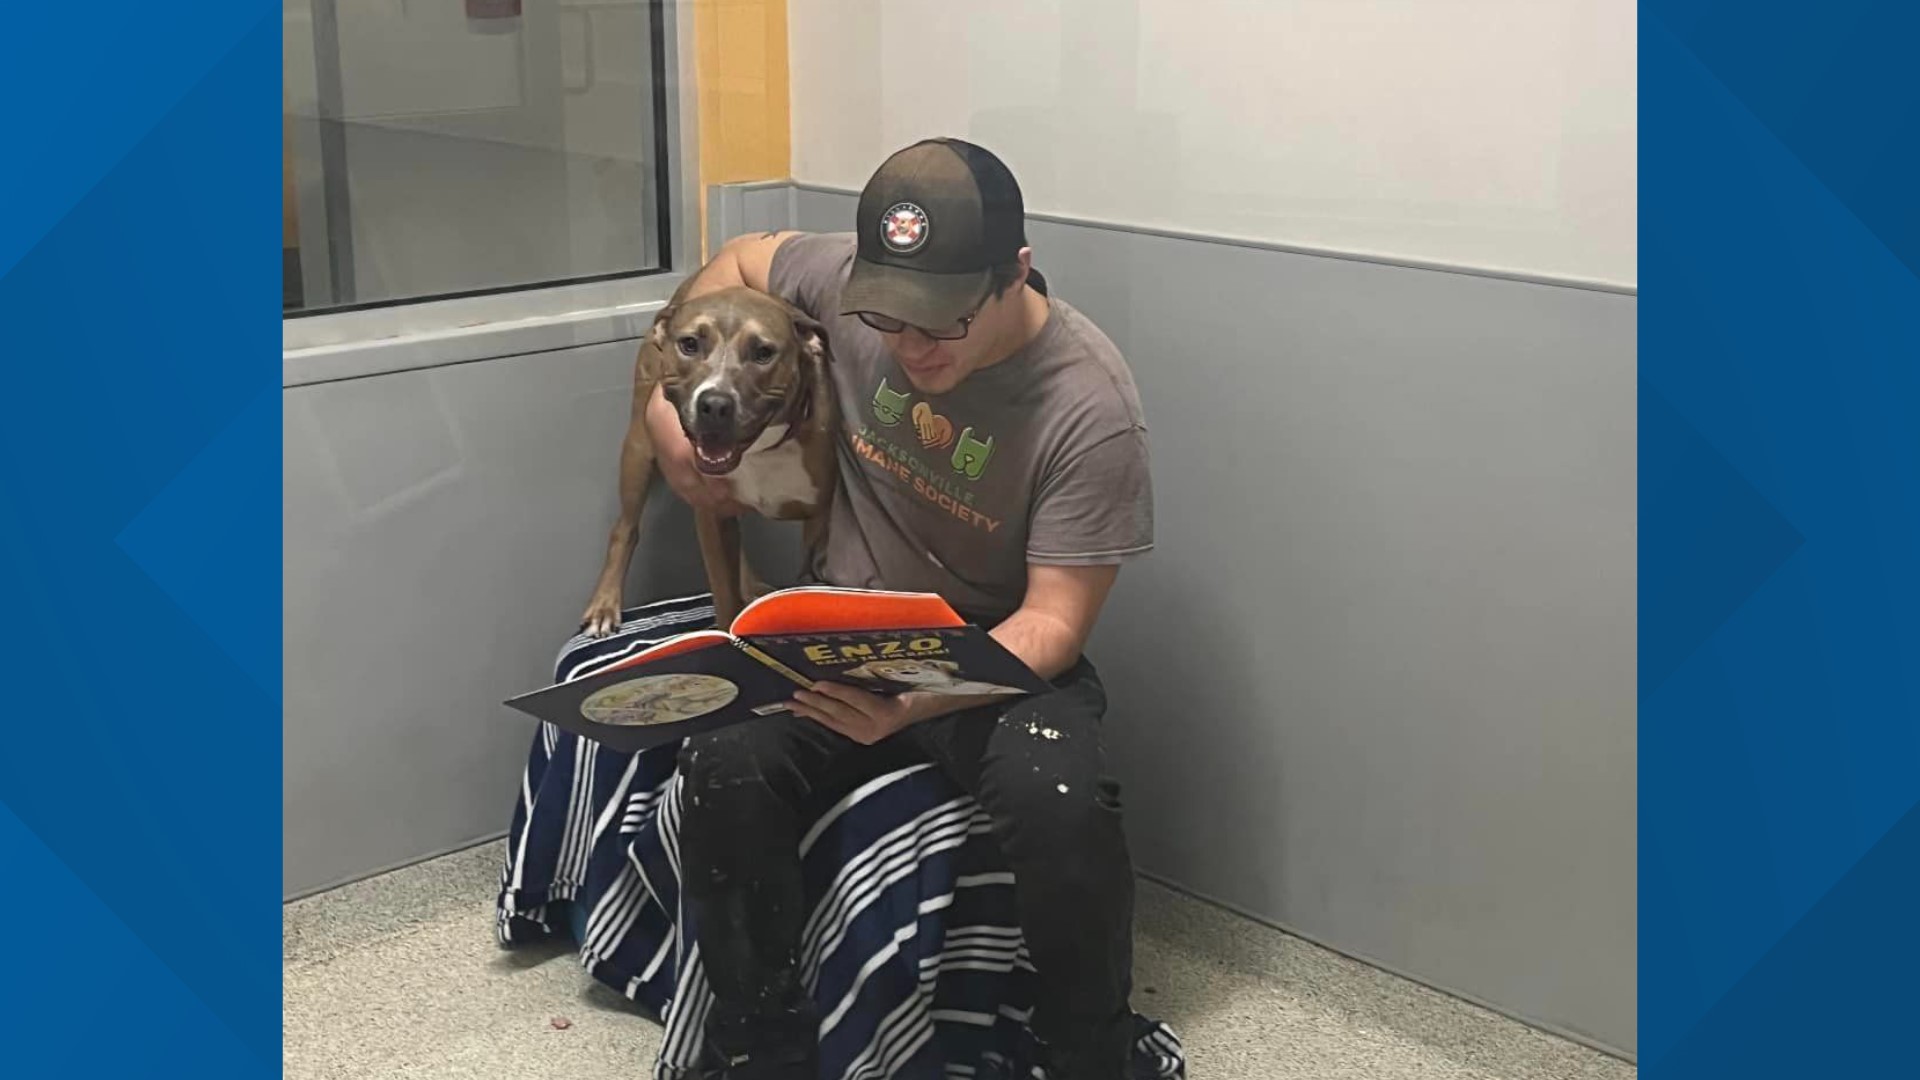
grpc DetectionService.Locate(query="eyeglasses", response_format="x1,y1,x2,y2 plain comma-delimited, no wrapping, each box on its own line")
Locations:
855,309,978,341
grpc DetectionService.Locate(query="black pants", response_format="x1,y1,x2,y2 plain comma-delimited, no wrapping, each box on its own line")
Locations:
677,657,1135,1078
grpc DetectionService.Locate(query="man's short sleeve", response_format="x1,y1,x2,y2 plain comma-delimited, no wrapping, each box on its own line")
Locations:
1026,427,1155,566
766,232,858,323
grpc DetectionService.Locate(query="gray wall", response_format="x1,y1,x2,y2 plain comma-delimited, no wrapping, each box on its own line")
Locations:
723,183,1636,1056
282,339,804,898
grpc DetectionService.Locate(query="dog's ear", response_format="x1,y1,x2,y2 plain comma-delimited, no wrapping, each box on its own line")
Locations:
644,302,679,352
786,337,820,428
792,312,832,367
781,310,832,429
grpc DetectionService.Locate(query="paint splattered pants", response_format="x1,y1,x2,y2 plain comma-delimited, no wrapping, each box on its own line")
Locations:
681,656,1138,1080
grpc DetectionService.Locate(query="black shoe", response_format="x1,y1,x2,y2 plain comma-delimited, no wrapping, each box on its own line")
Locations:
699,998,819,1079
689,1044,815,1080
1034,1013,1133,1080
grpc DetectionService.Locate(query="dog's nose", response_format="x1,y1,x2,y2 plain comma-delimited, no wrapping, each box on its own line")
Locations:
695,389,736,428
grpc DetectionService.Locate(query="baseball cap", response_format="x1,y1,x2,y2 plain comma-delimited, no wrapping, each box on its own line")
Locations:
840,138,1028,330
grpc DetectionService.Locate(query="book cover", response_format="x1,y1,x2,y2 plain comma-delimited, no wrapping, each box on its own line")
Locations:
503,631,803,753
504,587,1051,753
746,627,1051,699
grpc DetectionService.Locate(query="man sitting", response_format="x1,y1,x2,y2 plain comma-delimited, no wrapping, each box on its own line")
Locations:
646,138,1155,1080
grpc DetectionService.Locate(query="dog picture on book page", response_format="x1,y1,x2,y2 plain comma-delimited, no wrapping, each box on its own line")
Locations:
580,674,740,726
839,657,1026,697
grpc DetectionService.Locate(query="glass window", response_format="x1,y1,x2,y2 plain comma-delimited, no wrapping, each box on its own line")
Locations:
283,0,673,314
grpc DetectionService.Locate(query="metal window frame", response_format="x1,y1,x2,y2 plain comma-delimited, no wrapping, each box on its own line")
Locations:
283,0,703,357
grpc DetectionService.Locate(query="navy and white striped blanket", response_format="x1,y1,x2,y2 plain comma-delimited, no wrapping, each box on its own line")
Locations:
496,593,1185,1079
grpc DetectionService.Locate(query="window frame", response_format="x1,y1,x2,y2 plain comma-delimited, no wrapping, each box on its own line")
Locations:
282,0,703,366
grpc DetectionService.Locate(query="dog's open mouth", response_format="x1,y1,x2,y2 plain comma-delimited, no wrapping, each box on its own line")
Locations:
692,433,745,476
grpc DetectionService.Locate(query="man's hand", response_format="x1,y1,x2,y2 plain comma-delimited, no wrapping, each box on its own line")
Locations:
791,683,1013,743
790,563,1122,742
644,384,746,516
788,681,925,745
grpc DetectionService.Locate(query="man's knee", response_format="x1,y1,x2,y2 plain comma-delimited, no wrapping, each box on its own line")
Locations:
982,758,1127,857
679,721,808,811
1010,767,1125,823
679,725,754,782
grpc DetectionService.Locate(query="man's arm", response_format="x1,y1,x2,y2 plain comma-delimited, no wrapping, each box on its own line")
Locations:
678,229,804,299
904,562,1119,720
644,230,807,511
988,563,1119,682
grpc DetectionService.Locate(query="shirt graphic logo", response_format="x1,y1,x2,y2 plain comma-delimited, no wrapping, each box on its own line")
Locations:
950,426,995,480
912,401,954,450
871,376,910,426
864,376,996,487
881,202,930,254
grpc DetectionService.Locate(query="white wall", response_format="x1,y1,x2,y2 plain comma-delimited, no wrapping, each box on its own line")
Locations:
788,0,1635,287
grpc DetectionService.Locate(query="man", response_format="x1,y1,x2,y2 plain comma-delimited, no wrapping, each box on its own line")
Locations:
647,138,1154,1079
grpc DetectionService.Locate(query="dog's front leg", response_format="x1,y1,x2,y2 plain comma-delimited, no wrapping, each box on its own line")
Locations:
696,508,749,627
738,554,770,611
581,392,659,637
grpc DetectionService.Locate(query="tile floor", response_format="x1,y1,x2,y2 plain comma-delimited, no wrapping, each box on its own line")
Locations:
284,842,1635,1080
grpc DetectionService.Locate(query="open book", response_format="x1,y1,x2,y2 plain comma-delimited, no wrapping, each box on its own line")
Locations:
504,586,1051,752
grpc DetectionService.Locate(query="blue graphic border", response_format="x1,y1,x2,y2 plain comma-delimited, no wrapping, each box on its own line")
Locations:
1,3,282,1074
4,0,1917,1074
1641,1,1920,1074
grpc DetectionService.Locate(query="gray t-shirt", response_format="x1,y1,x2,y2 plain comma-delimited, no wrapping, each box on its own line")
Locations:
768,232,1153,622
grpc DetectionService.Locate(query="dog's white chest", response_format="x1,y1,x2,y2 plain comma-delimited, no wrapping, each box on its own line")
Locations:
732,425,819,517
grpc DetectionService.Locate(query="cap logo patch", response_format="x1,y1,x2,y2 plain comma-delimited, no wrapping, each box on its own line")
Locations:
880,202,930,254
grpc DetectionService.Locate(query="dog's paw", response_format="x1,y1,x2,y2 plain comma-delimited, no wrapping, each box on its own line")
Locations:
580,596,624,639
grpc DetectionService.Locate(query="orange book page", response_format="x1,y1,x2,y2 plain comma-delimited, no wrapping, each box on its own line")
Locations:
731,588,966,636
602,630,735,674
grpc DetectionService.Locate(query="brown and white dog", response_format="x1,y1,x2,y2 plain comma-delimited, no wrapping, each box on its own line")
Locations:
580,283,838,637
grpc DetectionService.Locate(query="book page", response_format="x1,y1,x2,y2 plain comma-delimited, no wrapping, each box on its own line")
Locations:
601,629,735,674
732,586,967,636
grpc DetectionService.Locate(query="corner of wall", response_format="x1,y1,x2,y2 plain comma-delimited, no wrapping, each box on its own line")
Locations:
693,0,792,258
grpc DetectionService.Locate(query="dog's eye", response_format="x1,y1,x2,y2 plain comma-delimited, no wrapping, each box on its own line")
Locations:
753,344,778,365
676,335,700,357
